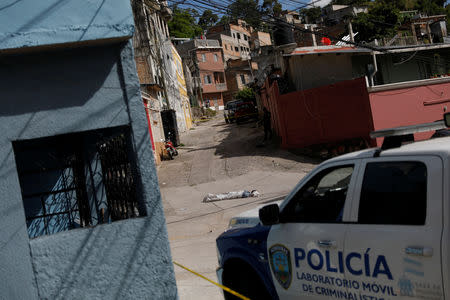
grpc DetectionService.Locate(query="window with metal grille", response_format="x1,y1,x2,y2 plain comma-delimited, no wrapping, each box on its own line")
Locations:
13,126,145,239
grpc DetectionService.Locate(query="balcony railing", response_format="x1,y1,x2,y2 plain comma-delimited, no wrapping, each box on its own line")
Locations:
216,83,227,91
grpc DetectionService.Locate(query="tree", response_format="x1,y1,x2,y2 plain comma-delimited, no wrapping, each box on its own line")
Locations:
331,0,368,5
227,0,262,29
414,0,446,15
299,7,322,23
216,15,231,25
235,87,256,102
262,0,283,17
198,10,219,31
168,6,203,38
352,1,403,42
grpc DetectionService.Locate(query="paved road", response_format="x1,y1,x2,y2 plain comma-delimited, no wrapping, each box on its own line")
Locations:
157,115,319,300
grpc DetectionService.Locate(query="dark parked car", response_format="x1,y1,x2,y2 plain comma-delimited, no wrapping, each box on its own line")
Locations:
224,100,242,123
235,102,258,124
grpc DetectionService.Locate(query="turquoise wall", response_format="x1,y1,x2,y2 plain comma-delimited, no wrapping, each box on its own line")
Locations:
0,1,177,298
0,0,134,51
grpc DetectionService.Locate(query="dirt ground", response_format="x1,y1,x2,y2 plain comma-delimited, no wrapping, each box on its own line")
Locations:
157,114,320,299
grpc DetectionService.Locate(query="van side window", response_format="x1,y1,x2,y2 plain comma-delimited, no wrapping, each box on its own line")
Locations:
281,165,354,223
358,161,427,225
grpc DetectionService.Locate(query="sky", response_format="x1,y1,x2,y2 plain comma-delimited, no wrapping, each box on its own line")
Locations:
171,0,333,16
171,0,449,18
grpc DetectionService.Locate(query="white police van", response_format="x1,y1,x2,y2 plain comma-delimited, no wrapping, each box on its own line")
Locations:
216,117,450,300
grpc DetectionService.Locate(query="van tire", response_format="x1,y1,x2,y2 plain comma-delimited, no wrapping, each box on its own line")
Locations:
222,260,271,300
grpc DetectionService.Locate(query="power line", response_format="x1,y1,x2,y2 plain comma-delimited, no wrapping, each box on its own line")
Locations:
169,0,450,56
279,0,309,6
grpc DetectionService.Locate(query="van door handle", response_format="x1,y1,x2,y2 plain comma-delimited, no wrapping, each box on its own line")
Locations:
318,240,337,248
405,246,433,257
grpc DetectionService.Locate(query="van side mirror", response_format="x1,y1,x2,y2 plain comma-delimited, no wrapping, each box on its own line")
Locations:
445,112,450,128
259,204,280,226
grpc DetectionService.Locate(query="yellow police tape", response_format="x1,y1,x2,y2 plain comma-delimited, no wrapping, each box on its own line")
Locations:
173,261,251,300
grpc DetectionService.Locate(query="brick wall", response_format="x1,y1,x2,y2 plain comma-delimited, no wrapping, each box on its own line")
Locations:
135,56,152,84
197,48,227,94
203,92,224,109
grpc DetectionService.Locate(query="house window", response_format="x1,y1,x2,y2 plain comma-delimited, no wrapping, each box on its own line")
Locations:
233,33,236,38
214,72,225,83
244,34,248,41
225,44,228,50
235,46,239,52
201,53,206,62
13,126,144,238
237,33,241,39
204,75,212,84
240,46,244,51
214,54,218,62
240,74,246,84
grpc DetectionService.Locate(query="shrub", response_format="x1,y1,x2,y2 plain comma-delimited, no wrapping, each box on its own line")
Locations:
205,108,217,117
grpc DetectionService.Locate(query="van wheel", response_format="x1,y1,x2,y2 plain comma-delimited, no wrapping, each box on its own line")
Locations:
222,260,271,300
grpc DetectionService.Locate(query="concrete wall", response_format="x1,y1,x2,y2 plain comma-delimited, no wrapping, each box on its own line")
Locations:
288,53,353,91
0,42,177,299
377,55,426,84
0,0,134,51
221,34,241,61
251,31,271,49
376,48,450,85
368,78,450,146
163,40,187,133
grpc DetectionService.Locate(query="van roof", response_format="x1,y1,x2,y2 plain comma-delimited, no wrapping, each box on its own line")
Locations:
327,136,450,163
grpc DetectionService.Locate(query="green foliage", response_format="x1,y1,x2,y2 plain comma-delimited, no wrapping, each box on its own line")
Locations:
235,87,256,102
352,1,403,42
205,108,217,117
350,0,448,43
216,15,231,25
414,0,446,15
227,0,263,29
331,0,368,4
168,6,202,38
198,10,219,30
299,7,322,23
262,0,283,17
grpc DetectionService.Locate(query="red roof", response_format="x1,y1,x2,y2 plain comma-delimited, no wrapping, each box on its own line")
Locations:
286,46,371,56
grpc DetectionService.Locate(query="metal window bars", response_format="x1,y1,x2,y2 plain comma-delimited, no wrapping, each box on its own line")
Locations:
14,126,142,239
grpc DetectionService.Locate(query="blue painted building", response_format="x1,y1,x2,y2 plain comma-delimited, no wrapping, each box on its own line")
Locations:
0,0,177,298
